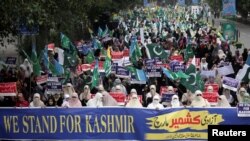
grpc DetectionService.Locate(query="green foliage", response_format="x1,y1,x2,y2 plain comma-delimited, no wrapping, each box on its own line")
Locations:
236,0,250,19
0,0,142,52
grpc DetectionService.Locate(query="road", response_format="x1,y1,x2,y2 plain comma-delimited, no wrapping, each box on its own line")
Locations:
213,18,250,55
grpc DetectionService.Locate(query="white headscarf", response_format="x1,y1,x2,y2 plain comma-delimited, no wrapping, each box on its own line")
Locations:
63,83,75,96
171,95,181,108
87,92,103,107
237,87,249,103
126,93,142,108
191,90,210,108
61,94,70,107
200,58,208,70
146,85,159,99
29,93,45,107
147,95,164,109
217,95,231,107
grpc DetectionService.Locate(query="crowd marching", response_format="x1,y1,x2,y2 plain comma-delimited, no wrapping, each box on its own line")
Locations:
1,5,250,109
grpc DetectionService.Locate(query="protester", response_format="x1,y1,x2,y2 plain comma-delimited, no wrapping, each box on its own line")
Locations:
171,95,182,108
15,93,29,107
222,88,236,106
190,90,210,107
217,95,231,107
146,85,159,106
111,78,127,94
79,85,91,106
61,94,70,107
1,5,249,110
63,83,75,96
53,93,63,106
46,96,56,107
207,85,214,92
147,95,164,109
181,90,194,106
126,93,143,108
29,93,45,108
102,91,118,106
68,92,82,107
237,87,250,103
87,92,103,107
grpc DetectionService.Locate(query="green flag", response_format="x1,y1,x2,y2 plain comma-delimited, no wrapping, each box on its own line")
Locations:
180,64,196,93
146,43,168,59
49,59,57,75
64,51,78,67
176,71,190,79
91,60,99,89
104,57,111,77
131,42,142,64
60,33,70,50
62,69,70,84
184,44,194,62
86,51,95,64
196,72,205,92
180,64,204,93
30,45,41,76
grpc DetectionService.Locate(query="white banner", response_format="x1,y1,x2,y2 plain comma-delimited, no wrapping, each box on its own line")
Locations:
217,63,234,76
200,70,216,78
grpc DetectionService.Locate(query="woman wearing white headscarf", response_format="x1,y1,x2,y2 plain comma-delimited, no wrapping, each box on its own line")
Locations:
237,87,250,103
126,93,142,108
61,94,70,107
146,85,159,100
200,58,208,70
191,90,210,108
29,93,45,108
147,95,164,109
102,91,118,106
217,95,231,107
63,83,75,96
87,92,103,107
171,95,181,108
68,92,82,107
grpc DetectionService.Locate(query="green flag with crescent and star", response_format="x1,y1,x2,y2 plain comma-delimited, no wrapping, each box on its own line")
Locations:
146,43,168,59
180,63,204,93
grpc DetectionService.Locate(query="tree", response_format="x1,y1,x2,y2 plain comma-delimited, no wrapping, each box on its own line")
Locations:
236,0,250,20
0,0,142,55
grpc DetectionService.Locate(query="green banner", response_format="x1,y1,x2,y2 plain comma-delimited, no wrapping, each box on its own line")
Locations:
222,23,236,41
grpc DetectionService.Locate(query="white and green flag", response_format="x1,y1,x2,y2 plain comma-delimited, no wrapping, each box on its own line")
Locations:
146,43,168,59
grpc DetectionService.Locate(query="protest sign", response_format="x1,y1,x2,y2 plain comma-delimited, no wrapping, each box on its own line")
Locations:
222,76,239,92
0,82,17,96
36,75,48,85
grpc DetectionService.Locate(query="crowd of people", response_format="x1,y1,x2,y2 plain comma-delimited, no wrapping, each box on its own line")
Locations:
0,5,250,109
